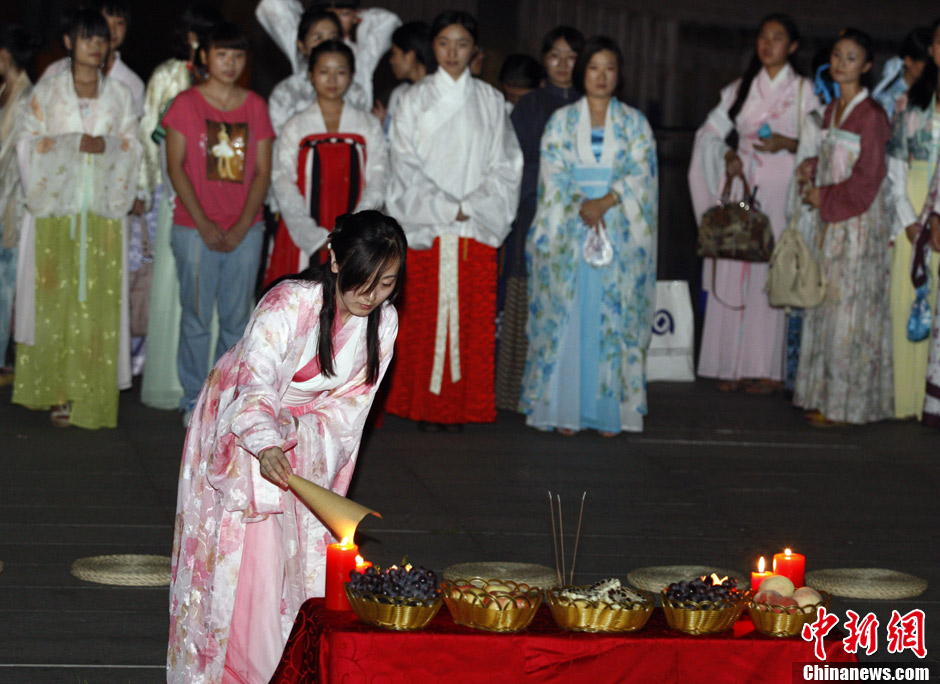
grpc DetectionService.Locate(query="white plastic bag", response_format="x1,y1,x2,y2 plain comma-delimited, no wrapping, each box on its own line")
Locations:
583,226,613,267
646,280,696,382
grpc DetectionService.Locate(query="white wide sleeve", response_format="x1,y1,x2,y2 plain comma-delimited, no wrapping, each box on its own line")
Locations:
355,114,389,211
272,117,329,254
459,107,523,247
386,98,461,248
256,0,304,73
888,156,918,237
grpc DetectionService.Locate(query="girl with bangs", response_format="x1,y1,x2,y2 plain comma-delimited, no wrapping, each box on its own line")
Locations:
12,8,140,428
162,21,275,426
168,210,406,683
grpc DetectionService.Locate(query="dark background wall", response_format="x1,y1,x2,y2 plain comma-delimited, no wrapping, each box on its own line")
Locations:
5,0,940,315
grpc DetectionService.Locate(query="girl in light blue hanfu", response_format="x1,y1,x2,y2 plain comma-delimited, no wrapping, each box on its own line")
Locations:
521,35,658,437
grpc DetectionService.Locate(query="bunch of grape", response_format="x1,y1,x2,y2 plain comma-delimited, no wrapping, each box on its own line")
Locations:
347,564,439,601
665,577,739,605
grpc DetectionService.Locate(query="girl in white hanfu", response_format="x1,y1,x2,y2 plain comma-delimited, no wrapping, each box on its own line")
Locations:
12,9,140,429
521,36,657,436
168,211,405,684
267,40,388,284
256,0,399,113
266,8,346,134
688,14,817,394
794,28,893,426
384,10,522,429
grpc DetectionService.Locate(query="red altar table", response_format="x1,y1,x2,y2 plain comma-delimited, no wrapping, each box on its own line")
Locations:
270,598,856,683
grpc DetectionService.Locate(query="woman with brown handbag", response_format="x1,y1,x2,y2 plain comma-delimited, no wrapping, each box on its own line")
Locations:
688,14,817,394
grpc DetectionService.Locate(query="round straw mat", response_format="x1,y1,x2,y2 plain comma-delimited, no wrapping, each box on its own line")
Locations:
806,569,927,600
444,562,559,588
627,565,745,593
71,554,171,586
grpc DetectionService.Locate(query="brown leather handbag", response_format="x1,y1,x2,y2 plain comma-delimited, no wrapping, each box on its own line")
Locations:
697,174,775,263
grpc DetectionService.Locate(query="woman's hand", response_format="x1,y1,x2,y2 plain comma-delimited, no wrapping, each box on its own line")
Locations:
80,134,105,154
753,133,798,154
802,186,820,208
930,214,940,253
195,218,225,251
260,446,293,489
795,159,815,183
580,193,616,229
905,222,921,243
724,149,743,179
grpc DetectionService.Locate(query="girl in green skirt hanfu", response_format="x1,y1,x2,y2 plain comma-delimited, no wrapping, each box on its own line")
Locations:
12,8,140,428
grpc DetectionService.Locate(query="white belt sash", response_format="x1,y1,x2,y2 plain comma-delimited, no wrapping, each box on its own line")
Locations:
429,233,462,394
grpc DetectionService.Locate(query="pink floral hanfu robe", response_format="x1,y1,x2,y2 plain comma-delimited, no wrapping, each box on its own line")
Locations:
167,280,397,684
688,65,817,381
793,92,893,424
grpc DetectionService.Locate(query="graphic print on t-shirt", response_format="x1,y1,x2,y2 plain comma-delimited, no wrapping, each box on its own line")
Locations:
206,120,247,183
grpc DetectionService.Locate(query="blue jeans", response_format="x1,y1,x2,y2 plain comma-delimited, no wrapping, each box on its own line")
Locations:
171,223,263,409
0,244,16,367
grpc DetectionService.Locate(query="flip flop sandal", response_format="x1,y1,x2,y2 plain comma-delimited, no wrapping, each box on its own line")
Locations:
745,379,784,395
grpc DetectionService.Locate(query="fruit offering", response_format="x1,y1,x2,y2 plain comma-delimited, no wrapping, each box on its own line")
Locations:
560,578,648,607
347,563,439,602
664,574,740,607
752,575,823,615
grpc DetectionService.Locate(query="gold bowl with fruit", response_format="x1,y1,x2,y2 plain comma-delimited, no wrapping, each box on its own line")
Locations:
547,583,654,633
441,577,542,632
660,574,748,635
748,576,832,638
345,586,442,631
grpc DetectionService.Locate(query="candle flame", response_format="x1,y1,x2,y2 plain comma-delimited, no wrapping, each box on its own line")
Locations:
355,554,364,565
758,556,766,573
710,573,727,585
339,535,355,548
785,548,792,558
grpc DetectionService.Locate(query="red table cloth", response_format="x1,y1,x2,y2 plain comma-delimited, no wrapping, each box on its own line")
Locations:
270,598,856,684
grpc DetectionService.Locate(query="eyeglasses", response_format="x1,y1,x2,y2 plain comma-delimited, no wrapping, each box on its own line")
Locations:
547,53,577,65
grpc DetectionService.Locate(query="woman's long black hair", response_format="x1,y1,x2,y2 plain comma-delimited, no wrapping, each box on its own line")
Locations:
907,19,940,111
299,211,407,385
726,14,801,150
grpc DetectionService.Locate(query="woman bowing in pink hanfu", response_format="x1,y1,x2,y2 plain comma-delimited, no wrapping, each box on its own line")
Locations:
688,14,817,393
167,210,406,684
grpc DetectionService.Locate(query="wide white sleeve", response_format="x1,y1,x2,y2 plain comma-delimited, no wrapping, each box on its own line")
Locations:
888,156,918,236
268,77,299,134
687,83,738,221
272,118,328,254
351,8,401,104
355,114,389,211
386,97,461,247
459,107,523,246
256,0,304,73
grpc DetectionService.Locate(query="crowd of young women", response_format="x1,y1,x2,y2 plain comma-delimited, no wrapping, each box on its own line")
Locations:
690,14,940,427
2,3,939,682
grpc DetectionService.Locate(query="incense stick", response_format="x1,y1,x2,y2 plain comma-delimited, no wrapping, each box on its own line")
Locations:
548,491,561,586
557,494,566,586
569,491,586,584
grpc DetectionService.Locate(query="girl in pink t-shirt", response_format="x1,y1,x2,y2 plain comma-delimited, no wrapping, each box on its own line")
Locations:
162,21,274,423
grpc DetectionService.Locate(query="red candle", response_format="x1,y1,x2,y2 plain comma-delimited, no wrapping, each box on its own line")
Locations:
772,548,805,588
325,537,359,611
751,556,773,592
